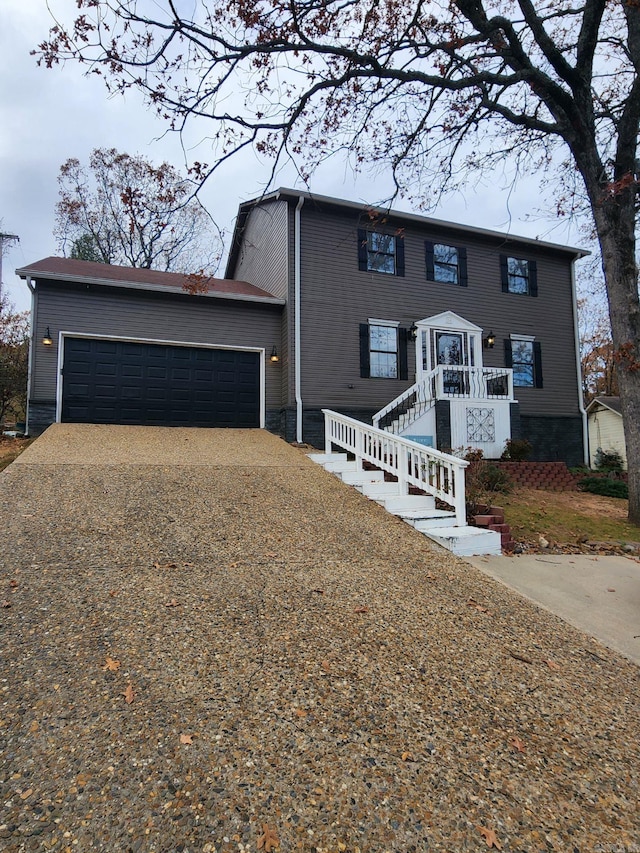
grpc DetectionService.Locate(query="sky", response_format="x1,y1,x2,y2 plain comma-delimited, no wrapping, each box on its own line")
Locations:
0,0,587,315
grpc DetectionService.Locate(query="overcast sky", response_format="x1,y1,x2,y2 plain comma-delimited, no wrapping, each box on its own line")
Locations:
1,0,586,315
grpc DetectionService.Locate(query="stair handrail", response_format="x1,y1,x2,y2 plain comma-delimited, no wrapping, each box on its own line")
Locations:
372,369,438,430
323,409,468,526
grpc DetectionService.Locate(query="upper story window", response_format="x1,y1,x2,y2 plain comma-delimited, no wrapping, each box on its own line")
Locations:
500,255,538,296
425,241,468,286
357,229,405,276
505,335,543,387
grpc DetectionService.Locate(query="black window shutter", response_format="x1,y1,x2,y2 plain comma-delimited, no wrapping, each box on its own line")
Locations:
357,229,368,271
359,323,370,378
398,327,409,380
504,338,513,367
458,247,468,287
425,241,435,280
529,260,538,297
500,255,509,292
395,235,405,277
533,341,543,387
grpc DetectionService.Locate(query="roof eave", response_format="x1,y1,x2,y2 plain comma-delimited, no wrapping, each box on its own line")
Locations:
16,267,285,306
238,187,589,259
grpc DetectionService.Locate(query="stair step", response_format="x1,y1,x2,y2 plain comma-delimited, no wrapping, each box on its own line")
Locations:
322,459,359,473
357,481,404,498
340,470,385,486
409,511,458,531
381,495,436,513
307,452,349,464
424,526,502,557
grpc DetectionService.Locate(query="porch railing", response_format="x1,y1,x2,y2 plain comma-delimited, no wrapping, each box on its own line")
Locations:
373,365,514,434
323,409,468,526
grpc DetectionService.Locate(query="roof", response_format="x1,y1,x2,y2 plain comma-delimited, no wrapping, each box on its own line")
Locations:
226,187,589,277
586,396,622,416
16,257,284,306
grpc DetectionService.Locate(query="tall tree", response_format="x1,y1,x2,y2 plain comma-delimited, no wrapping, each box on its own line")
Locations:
55,148,222,273
0,295,29,425
37,0,640,521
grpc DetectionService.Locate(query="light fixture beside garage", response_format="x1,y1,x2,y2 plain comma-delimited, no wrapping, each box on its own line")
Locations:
270,346,280,363
42,327,53,346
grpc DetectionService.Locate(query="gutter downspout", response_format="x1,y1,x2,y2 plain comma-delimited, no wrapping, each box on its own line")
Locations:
571,258,589,466
25,276,35,436
294,196,304,443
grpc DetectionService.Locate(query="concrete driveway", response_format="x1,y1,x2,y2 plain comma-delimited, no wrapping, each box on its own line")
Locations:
466,552,640,665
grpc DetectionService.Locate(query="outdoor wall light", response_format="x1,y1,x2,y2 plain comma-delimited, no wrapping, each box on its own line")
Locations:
483,330,496,349
408,323,418,341
42,327,53,346
270,346,280,363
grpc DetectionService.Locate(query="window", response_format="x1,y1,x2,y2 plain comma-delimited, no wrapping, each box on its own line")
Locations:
505,336,543,387
357,229,405,276
359,322,408,379
500,255,538,296
369,324,398,377
425,241,468,286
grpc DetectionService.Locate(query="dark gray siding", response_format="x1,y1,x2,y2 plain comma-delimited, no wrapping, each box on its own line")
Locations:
232,200,289,299
296,204,582,419
30,281,284,420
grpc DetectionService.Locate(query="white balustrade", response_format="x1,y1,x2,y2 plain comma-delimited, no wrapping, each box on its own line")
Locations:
323,410,468,526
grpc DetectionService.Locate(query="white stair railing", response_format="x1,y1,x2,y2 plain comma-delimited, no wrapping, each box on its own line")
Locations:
323,410,468,526
373,370,437,432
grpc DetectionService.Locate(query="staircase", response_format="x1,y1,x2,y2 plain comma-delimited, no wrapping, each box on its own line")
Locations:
308,448,501,558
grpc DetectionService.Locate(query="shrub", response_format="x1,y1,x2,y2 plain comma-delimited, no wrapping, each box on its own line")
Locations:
501,438,533,461
593,448,625,474
577,477,628,499
466,460,513,518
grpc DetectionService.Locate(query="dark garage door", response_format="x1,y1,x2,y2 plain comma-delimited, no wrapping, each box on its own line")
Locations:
61,337,260,427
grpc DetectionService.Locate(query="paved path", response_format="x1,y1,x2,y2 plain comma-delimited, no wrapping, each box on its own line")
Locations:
0,424,639,851
466,553,640,665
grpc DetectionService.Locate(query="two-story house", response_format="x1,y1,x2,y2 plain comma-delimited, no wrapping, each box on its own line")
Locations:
19,188,587,465
226,189,588,465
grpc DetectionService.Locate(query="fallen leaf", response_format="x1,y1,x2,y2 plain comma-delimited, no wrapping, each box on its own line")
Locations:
607,588,616,592
478,826,502,849
312,588,324,595
320,660,331,673
9,580,18,588
294,708,308,718
401,751,414,761
103,656,121,672
509,651,534,665
510,736,526,753
19,789,33,800
466,598,490,613
164,599,179,608
109,590,118,597
257,823,279,852
264,552,277,558
123,683,135,704
29,721,39,733
353,606,369,613
230,561,239,568
2,600,11,608
545,659,561,670
179,733,194,744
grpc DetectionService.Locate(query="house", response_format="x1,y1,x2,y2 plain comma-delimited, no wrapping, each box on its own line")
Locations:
18,188,588,466
586,396,627,469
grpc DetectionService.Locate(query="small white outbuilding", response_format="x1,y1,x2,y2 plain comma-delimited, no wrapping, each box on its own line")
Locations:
586,396,627,470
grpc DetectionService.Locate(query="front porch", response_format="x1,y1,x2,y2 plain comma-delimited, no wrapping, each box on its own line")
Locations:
374,311,515,458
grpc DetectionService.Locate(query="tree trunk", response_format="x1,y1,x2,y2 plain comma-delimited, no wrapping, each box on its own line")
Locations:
594,215,640,525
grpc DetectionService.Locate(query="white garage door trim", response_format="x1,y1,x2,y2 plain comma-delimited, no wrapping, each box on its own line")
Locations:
55,331,266,428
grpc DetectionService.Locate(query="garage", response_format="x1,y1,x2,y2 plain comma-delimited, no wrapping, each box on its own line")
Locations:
61,337,261,428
